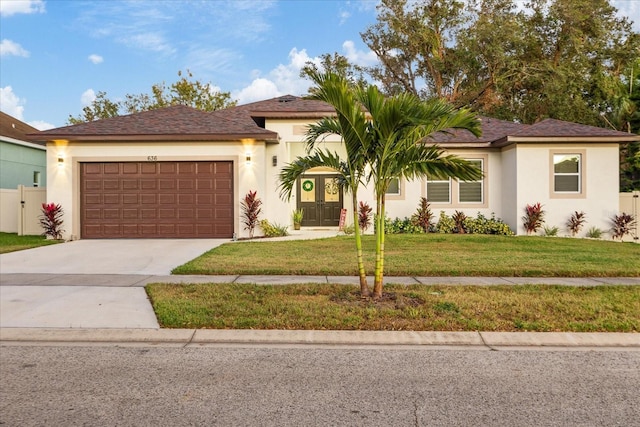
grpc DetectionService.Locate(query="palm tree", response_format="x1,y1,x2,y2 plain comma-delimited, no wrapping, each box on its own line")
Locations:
359,85,483,298
278,71,372,296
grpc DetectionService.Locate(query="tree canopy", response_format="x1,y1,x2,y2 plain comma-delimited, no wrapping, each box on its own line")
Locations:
68,70,236,124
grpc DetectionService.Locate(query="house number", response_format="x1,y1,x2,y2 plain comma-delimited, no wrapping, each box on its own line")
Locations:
147,156,157,162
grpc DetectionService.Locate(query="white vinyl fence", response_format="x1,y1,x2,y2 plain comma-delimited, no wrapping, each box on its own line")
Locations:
619,191,639,243
0,185,46,235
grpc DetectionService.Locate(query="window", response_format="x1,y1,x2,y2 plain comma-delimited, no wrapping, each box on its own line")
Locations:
459,160,483,203
33,171,41,187
427,178,451,203
386,178,401,195
553,154,581,193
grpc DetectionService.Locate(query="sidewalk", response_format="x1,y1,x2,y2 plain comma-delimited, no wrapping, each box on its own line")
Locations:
1,273,639,348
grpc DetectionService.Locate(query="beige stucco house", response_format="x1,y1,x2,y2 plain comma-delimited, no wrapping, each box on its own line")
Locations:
32,95,639,240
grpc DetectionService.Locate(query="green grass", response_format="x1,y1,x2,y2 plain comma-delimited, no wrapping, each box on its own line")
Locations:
173,234,640,277
0,232,61,254
146,283,640,332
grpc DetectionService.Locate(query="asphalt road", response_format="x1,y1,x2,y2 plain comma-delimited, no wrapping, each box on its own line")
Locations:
1,345,639,426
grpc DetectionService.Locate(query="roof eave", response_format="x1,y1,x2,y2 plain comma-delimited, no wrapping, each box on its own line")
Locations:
34,133,278,143
506,135,640,143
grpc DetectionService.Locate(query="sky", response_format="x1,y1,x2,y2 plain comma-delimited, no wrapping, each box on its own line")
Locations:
1,0,638,131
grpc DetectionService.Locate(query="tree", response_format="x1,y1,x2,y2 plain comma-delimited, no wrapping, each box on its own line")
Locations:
300,52,368,90
361,0,467,101
67,91,120,125
279,71,372,296
358,85,482,298
280,72,482,299
68,70,236,124
360,0,639,126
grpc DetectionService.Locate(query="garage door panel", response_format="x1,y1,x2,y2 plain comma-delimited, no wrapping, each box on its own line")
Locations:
104,194,120,204
141,163,157,174
122,179,138,190
103,180,119,190
141,194,157,204
122,194,138,204
123,209,138,219
104,164,120,174
81,161,233,238
123,163,139,174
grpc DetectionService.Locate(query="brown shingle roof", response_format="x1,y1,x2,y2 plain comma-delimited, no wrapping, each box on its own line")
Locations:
428,116,527,145
0,111,43,145
32,105,278,142
513,118,635,138
27,95,640,145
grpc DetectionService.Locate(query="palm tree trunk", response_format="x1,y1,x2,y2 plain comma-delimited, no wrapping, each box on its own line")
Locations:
352,192,369,297
373,196,385,299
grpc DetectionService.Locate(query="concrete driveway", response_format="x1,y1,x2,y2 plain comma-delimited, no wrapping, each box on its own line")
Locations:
0,239,227,329
0,238,227,275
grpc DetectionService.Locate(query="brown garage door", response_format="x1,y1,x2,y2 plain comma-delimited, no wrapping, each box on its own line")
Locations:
81,161,233,238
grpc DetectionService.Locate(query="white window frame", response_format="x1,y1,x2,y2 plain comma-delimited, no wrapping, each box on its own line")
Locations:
550,150,586,199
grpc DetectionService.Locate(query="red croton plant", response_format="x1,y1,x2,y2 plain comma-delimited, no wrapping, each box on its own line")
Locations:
39,203,64,240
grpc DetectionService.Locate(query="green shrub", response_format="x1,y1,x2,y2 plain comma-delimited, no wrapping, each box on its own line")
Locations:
384,216,424,234
259,219,289,237
586,226,603,239
436,211,455,234
543,225,559,237
463,213,514,236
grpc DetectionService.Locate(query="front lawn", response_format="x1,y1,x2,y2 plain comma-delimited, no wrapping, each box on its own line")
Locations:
172,234,640,277
0,232,61,254
146,283,640,332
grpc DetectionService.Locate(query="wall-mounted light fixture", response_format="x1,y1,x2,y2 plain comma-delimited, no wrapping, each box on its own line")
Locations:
57,155,64,167
245,152,252,165
272,155,277,167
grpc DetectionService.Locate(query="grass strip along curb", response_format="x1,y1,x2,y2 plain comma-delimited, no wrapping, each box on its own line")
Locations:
146,283,640,332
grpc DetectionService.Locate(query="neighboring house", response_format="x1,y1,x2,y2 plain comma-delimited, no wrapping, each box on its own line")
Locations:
1,112,47,234
0,111,46,189
31,95,640,240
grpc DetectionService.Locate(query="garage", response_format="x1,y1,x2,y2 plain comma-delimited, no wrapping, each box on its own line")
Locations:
81,161,233,238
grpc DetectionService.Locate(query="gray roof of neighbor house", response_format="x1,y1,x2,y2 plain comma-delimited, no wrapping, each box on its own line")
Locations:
0,111,44,146
28,95,640,145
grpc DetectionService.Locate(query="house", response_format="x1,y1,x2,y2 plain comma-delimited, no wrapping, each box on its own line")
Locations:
31,95,640,240
1,112,47,233
1,111,46,189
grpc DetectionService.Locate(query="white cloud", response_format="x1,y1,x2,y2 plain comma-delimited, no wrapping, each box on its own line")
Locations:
339,10,351,25
0,39,30,57
0,0,45,17
88,54,104,64
81,89,97,106
28,120,55,131
342,40,379,67
0,86,25,120
234,78,281,104
233,48,313,104
233,43,381,105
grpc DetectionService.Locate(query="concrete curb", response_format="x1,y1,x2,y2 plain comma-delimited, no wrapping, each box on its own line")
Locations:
1,328,638,348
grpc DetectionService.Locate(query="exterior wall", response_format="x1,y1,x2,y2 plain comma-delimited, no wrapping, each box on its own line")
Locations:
383,150,505,225
47,140,263,240
500,146,518,231
514,143,619,237
0,139,47,189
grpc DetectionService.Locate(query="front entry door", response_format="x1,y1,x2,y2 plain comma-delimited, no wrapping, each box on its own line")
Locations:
297,175,343,226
